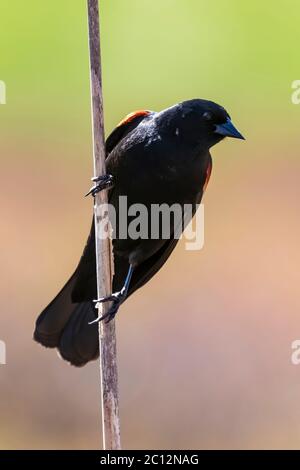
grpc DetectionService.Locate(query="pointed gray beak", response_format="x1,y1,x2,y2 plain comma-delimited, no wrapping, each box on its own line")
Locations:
214,118,245,140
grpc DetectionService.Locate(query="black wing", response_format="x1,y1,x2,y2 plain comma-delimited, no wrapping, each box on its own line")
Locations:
71,110,153,301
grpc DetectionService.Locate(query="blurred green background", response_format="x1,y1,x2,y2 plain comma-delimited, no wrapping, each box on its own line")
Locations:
1,0,300,449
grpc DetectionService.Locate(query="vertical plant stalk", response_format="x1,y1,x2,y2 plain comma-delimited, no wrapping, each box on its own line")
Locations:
87,0,121,450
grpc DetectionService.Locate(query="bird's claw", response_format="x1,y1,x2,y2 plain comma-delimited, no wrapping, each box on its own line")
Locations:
93,289,125,305
89,299,120,325
88,289,125,324
85,174,114,197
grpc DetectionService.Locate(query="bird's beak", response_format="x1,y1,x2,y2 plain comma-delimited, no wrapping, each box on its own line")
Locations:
214,118,245,140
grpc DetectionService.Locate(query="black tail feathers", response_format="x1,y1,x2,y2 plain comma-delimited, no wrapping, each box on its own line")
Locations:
34,273,99,367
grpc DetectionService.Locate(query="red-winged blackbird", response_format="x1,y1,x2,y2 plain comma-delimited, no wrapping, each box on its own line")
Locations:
34,99,244,366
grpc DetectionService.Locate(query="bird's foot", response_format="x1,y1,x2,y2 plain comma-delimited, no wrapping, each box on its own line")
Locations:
89,302,120,324
89,288,126,324
85,174,114,197
93,288,126,305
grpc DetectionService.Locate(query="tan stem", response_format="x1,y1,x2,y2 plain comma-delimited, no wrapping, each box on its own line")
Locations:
87,0,121,450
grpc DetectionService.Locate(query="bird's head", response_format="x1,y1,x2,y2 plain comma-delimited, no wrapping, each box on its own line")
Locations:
157,99,245,149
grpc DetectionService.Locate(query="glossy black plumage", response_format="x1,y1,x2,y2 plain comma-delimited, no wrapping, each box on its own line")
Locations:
34,99,244,366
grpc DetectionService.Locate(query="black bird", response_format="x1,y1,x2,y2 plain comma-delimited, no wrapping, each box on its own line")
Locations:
34,99,244,366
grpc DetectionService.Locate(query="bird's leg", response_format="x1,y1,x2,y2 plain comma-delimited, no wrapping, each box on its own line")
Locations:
85,174,114,197
89,265,134,324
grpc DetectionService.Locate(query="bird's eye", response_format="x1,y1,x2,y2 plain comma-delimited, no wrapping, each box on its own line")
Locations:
203,112,213,121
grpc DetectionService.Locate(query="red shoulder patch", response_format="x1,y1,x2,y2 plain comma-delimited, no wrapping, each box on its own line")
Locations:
203,162,212,193
117,110,151,127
